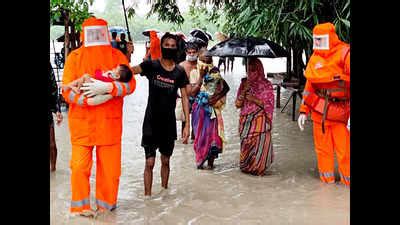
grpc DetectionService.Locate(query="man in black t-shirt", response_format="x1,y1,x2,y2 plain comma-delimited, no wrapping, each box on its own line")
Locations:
131,32,190,198
118,33,128,55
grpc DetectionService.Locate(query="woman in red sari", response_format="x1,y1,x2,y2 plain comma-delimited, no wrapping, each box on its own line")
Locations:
235,58,274,175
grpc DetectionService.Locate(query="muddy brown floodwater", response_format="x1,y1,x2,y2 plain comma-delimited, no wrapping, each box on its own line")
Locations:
50,43,349,225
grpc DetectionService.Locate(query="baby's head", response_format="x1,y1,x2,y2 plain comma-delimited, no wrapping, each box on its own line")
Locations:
112,64,133,82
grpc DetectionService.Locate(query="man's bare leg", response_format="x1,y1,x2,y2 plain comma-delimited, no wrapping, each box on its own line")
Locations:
160,154,170,189
182,121,188,144
50,125,57,172
144,157,155,196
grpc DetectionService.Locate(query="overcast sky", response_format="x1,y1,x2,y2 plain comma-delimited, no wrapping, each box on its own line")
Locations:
90,0,191,16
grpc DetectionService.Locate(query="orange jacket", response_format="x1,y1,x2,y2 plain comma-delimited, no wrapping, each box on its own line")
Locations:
62,17,136,146
300,23,350,124
149,31,161,60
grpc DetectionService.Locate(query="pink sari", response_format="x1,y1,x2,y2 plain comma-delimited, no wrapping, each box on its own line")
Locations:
236,58,274,175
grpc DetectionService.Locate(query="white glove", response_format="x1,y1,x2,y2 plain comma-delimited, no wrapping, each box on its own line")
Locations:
87,94,113,106
347,117,350,131
298,113,307,131
80,78,113,97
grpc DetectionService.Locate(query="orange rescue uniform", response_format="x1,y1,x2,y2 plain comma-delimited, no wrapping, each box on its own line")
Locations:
62,17,136,212
149,30,161,60
299,23,350,186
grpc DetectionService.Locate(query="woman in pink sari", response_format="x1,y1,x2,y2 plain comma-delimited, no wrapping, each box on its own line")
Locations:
235,58,274,175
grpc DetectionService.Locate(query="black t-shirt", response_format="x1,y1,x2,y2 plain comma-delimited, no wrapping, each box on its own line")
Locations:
118,40,128,54
139,59,189,146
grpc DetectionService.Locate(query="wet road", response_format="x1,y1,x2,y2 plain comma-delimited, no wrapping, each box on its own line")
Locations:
50,43,349,225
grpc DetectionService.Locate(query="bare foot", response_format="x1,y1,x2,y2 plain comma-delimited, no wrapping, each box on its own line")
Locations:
158,187,168,197
206,165,215,170
182,139,188,144
50,165,56,172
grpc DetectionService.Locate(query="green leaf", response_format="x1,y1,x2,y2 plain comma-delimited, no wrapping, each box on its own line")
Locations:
127,8,135,18
340,18,350,28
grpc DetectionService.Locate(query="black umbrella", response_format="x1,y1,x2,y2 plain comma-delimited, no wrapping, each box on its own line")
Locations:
187,36,207,45
109,26,128,35
207,37,288,58
189,28,210,44
56,35,65,42
56,33,79,43
205,31,213,41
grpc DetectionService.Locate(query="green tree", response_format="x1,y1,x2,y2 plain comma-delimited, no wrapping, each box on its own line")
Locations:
50,0,94,57
90,0,220,43
145,0,350,83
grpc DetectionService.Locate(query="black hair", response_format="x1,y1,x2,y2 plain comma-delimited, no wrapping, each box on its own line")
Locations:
117,64,133,82
185,42,199,52
111,32,117,39
120,33,126,39
160,32,178,47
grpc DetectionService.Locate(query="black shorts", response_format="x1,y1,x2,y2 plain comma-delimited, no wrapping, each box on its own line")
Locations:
144,141,175,159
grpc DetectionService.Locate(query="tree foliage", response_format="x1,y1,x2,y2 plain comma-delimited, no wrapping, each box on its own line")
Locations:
145,0,350,81
50,0,94,31
147,0,184,25
81,0,219,42
50,0,94,56
50,0,350,81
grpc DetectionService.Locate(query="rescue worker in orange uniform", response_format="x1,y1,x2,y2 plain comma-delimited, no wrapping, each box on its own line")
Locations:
298,22,350,187
62,17,136,216
143,30,161,61
149,30,162,60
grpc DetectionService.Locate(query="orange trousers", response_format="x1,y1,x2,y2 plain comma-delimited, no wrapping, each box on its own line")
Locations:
312,121,350,186
70,143,121,212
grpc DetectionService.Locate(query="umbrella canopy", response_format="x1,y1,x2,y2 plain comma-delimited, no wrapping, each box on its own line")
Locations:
55,33,79,43
208,37,288,58
56,34,65,42
109,26,127,35
205,31,213,41
142,28,161,37
186,36,207,48
189,28,210,44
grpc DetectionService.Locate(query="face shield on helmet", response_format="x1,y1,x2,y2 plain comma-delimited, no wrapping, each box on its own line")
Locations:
84,25,110,47
313,34,329,50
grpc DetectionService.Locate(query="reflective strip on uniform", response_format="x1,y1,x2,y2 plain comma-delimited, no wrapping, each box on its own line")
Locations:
69,91,76,102
319,172,334,178
71,198,90,207
77,95,85,106
96,199,116,211
114,82,123,96
340,173,350,182
122,82,130,94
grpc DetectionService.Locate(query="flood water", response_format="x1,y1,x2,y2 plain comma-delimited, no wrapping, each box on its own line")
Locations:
50,43,349,225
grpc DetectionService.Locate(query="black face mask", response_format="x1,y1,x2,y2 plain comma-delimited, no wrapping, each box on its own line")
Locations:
161,47,178,60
